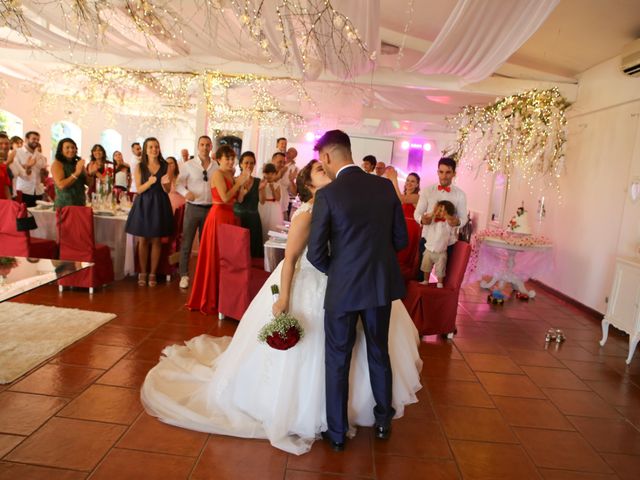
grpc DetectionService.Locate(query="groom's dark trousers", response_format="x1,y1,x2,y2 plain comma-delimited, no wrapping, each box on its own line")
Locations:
307,165,408,444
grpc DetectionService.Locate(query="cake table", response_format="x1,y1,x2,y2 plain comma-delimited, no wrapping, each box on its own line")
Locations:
477,236,553,298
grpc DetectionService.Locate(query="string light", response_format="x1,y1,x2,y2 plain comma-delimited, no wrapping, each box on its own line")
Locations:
447,88,569,193
36,65,317,132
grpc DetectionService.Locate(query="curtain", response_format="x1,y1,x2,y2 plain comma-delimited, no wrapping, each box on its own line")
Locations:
409,0,559,83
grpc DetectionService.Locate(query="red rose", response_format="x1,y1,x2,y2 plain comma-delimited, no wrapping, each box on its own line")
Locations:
266,326,301,350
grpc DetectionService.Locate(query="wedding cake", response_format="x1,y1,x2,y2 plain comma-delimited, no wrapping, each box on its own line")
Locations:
507,204,531,235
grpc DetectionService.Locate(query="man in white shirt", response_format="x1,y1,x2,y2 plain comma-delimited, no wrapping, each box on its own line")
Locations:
176,135,219,289
374,161,387,176
129,142,142,194
414,156,468,256
14,131,46,207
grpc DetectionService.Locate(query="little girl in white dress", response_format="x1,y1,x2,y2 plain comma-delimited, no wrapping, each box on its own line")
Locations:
258,163,283,242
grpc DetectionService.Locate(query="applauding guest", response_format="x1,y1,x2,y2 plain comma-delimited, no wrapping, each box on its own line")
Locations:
386,168,421,219
234,151,263,258
125,137,174,287
51,138,99,210
186,145,250,314
258,162,283,242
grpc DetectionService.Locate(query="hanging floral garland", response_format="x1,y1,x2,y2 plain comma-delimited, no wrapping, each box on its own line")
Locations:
447,88,570,188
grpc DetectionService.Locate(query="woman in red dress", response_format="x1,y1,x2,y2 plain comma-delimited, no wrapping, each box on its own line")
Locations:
186,145,250,314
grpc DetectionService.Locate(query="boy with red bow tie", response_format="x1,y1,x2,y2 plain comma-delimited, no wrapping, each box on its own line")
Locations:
419,200,456,288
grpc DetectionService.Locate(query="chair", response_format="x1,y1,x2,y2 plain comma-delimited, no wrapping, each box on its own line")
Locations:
402,241,472,337
0,199,57,258
134,204,186,282
217,223,270,321
57,206,114,293
396,216,422,283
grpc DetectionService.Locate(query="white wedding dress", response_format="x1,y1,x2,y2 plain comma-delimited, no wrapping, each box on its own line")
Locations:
141,203,423,455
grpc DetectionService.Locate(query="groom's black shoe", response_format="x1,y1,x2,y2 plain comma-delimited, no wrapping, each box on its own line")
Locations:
321,431,345,452
374,424,391,440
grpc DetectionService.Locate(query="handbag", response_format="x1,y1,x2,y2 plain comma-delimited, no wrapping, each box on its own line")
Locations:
16,211,38,231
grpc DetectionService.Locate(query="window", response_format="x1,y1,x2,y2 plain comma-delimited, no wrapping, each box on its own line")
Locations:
100,129,122,161
51,121,81,159
0,109,23,138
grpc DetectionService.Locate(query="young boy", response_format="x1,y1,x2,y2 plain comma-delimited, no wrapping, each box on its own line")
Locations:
420,200,456,288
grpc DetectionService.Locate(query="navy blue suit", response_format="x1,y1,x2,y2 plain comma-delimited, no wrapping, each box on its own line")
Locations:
307,165,408,443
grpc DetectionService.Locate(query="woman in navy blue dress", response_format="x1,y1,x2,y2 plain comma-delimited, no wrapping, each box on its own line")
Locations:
125,137,174,287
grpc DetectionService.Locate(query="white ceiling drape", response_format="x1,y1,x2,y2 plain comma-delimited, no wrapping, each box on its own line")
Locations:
409,0,559,83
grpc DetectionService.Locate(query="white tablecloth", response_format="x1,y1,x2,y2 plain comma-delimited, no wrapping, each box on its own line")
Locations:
29,208,135,280
264,239,285,272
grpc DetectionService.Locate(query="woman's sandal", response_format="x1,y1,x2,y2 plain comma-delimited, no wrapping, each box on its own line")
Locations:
137,273,147,287
148,274,157,287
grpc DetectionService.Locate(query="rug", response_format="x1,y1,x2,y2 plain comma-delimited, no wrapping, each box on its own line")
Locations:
0,303,116,384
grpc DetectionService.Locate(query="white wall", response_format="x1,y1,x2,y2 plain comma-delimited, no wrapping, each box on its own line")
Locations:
503,57,640,313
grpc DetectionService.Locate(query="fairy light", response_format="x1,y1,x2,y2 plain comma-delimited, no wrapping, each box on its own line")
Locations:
447,88,569,194
36,65,317,133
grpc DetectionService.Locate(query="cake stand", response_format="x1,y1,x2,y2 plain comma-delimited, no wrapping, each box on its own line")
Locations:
478,236,552,298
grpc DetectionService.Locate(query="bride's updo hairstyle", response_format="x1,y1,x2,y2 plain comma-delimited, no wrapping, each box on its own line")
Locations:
296,160,318,203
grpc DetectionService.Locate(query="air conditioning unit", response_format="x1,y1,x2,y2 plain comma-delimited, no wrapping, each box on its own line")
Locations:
621,39,640,77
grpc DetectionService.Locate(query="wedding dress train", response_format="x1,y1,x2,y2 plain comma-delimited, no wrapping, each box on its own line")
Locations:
141,205,423,455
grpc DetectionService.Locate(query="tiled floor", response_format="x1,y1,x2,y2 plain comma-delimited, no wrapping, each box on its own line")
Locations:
1,279,639,479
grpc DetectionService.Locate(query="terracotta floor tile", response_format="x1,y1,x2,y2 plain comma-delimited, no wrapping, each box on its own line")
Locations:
616,404,640,430
514,427,612,473
0,391,68,435
538,468,618,479
600,453,640,480
9,364,103,397
493,396,574,430
543,388,622,418
463,352,523,374
522,365,591,390
427,379,494,408
0,461,87,480
86,324,151,348
373,417,451,459
568,416,640,455
117,413,208,457
287,427,373,476
402,388,437,420
125,337,181,362
421,357,477,382
51,342,130,370
96,359,155,389
285,472,363,480
453,338,508,355
57,384,142,425
419,339,463,359
561,360,626,382
508,348,565,368
108,312,166,329
150,322,212,341
476,371,546,398
90,448,195,480
191,435,286,480
5,417,125,471
375,455,460,480
435,405,518,443
0,434,23,457
450,440,540,479
586,380,640,407
550,345,604,363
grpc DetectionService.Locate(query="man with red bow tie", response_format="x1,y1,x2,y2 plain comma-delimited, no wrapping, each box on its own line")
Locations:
414,157,468,280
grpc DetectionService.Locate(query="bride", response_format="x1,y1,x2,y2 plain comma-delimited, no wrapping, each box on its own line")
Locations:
141,160,423,455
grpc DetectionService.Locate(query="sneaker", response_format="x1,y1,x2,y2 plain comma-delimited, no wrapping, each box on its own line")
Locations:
437,282,443,288
179,276,189,289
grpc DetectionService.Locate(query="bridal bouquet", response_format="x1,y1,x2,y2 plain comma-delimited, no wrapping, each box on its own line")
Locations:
257,285,304,350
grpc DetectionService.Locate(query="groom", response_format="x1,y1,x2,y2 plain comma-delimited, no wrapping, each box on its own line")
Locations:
307,130,408,451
